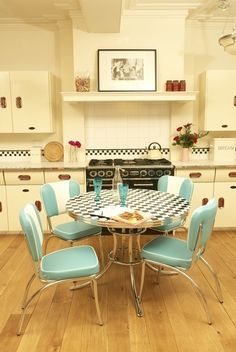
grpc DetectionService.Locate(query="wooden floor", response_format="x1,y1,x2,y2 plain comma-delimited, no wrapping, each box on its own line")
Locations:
0,230,236,352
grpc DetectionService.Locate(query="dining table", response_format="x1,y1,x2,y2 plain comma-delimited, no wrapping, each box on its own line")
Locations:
66,188,190,317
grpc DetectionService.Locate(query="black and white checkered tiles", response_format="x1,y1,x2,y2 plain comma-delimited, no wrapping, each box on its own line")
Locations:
66,188,190,223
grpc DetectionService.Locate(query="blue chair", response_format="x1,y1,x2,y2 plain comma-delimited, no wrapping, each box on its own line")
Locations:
41,180,104,264
17,203,103,335
152,175,194,235
139,199,223,324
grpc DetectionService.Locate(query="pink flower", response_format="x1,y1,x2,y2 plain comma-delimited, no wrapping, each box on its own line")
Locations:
176,126,182,132
68,140,81,148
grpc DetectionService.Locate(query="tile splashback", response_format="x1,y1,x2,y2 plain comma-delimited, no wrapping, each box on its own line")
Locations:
84,102,170,149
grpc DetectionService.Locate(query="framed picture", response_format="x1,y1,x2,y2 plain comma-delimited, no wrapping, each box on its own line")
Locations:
97,49,157,92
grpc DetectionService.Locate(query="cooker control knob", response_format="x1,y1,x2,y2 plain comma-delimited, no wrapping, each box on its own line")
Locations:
122,169,129,177
148,169,155,177
140,170,148,177
98,170,105,177
156,170,163,177
90,170,97,178
106,170,114,178
164,169,172,175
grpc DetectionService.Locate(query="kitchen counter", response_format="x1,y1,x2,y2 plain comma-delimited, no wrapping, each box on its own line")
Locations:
0,161,87,170
173,160,236,169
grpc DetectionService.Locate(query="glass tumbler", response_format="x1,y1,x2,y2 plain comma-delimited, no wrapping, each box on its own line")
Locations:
118,183,129,207
93,177,102,201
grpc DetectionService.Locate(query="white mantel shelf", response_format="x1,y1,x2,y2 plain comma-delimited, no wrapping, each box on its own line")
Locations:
61,91,198,102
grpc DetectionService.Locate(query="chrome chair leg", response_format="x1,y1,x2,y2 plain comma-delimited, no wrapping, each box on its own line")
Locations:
20,273,35,309
139,261,146,300
98,234,105,268
173,267,212,325
43,234,54,254
200,256,223,303
91,279,103,325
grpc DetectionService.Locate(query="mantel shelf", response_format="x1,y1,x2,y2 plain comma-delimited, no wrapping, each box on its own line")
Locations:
61,91,198,103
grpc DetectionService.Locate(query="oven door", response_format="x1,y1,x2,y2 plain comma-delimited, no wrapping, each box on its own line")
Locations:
123,179,158,190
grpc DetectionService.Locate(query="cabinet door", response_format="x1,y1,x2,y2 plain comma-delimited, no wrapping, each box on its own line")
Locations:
214,182,236,227
6,185,46,231
184,182,214,228
10,71,53,133
200,70,236,131
0,72,13,132
0,186,9,231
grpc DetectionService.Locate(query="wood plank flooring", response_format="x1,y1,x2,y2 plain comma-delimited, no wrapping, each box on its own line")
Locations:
0,230,235,352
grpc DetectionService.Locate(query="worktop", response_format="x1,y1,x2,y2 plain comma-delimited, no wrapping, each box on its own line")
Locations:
0,161,87,170
174,160,236,169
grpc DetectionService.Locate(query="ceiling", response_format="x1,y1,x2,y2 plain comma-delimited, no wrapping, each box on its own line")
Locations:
0,0,236,31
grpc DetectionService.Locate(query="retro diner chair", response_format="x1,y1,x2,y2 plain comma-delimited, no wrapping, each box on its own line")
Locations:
40,180,104,265
139,199,223,325
17,203,103,335
152,175,194,235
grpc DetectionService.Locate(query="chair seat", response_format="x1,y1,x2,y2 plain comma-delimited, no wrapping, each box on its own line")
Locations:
40,245,99,280
141,235,193,269
53,221,102,241
152,218,183,232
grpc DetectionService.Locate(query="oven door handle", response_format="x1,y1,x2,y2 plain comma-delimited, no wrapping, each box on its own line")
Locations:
133,183,154,187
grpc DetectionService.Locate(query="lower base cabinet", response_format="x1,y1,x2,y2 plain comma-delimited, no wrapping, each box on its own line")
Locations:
214,182,236,228
0,186,8,231
6,185,47,232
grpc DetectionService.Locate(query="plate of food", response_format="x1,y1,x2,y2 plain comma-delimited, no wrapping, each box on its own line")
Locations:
112,210,152,226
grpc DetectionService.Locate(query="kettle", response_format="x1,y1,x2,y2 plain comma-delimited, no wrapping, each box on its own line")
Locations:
146,142,162,160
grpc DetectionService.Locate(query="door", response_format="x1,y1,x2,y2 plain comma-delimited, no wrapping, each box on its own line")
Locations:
6,185,46,231
0,186,8,231
10,71,53,133
214,182,236,227
200,70,236,131
0,71,13,132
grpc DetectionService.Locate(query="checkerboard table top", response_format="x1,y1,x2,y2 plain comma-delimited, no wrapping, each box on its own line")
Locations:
66,188,190,228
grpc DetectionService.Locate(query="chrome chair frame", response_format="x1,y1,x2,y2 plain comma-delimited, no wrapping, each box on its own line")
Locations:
139,200,223,325
17,203,103,335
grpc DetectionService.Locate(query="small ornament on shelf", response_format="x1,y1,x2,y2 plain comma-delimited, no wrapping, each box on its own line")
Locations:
75,72,90,92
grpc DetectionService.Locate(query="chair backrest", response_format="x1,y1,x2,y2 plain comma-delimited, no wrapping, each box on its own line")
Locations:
158,175,194,202
40,180,80,217
187,198,217,256
19,203,44,262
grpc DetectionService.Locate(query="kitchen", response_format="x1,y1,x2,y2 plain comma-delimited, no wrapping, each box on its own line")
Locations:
0,1,236,351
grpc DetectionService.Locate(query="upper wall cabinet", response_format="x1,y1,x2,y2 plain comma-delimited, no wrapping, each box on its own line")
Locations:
199,70,236,131
0,71,53,133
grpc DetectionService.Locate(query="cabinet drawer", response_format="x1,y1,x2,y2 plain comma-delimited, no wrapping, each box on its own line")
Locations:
215,168,236,182
176,168,215,182
44,170,85,184
4,171,44,185
0,172,4,185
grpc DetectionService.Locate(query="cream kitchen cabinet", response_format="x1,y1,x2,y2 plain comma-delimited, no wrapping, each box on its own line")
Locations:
4,171,47,231
0,172,8,231
199,70,236,131
0,71,53,133
176,168,215,227
214,169,236,228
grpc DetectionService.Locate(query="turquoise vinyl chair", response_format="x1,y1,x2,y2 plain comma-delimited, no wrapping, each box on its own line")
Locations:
139,199,223,324
41,180,104,264
17,203,103,335
152,175,194,235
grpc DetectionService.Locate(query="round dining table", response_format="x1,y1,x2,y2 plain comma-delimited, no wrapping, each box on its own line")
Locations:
66,188,190,317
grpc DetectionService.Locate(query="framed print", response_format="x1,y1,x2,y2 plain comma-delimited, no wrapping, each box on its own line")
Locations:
97,49,157,92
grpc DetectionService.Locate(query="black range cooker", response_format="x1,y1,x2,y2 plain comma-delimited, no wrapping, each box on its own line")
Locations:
86,158,175,191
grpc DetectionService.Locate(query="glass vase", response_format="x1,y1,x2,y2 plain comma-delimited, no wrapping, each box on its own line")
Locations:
69,147,78,162
181,148,190,162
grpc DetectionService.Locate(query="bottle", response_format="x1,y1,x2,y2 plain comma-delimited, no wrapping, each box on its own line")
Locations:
172,80,179,91
165,80,173,91
179,80,186,91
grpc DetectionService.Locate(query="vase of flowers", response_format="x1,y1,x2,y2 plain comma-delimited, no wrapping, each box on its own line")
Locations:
68,140,81,162
172,123,208,162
